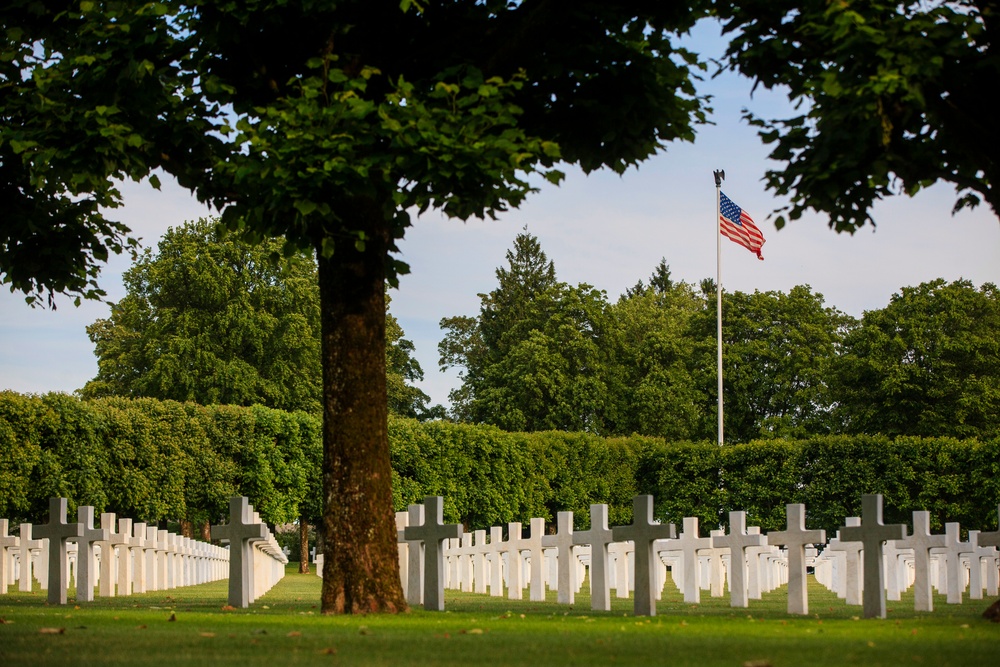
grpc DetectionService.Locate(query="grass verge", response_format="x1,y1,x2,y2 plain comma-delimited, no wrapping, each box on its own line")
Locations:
0,564,997,666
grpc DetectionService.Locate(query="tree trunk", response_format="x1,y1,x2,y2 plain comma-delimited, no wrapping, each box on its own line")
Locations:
316,198,407,614
299,515,310,574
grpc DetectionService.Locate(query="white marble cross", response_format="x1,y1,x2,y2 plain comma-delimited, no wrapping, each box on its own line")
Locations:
895,510,946,611
113,519,136,595
515,517,547,602
768,503,825,615
71,506,110,602
403,496,461,611
212,496,267,608
34,497,84,604
487,525,504,597
131,523,148,593
405,503,425,605
675,516,712,603
0,519,18,595
612,495,676,616
573,504,615,611
839,494,907,619
541,511,575,604
503,522,524,600
938,522,974,604
713,511,765,608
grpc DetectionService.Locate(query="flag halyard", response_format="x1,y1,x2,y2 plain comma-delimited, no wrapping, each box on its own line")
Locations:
719,192,765,260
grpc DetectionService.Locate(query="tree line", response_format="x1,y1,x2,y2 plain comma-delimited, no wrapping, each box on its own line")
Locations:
2,391,997,540
441,231,1000,442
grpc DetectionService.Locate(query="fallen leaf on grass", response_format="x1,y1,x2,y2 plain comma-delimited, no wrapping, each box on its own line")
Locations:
0,618,10,624
137,625,147,630
221,605,236,611
199,632,216,638
742,661,772,667
168,613,177,622
39,628,66,634
467,628,484,635
287,631,302,637
319,648,337,655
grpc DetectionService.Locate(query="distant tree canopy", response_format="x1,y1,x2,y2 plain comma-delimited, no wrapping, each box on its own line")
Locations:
440,233,1000,442
83,218,438,418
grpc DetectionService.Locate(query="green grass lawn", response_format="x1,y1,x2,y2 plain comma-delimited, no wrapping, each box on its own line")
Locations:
1,565,996,666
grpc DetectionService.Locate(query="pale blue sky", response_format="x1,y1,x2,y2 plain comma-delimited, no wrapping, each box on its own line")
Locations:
2,20,998,407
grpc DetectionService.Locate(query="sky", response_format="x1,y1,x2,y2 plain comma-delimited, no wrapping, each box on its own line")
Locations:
2,21,998,409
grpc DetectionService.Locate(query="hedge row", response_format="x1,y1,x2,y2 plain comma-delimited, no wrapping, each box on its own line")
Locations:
2,392,998,536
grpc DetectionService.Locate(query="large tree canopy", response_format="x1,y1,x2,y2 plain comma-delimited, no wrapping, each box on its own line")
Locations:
717,0,1000,230
2,1,711,613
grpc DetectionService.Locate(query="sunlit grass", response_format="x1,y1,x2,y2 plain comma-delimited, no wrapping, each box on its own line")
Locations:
0,564,996,666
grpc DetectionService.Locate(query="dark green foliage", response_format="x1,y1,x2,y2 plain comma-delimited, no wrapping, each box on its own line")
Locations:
2,392,998,538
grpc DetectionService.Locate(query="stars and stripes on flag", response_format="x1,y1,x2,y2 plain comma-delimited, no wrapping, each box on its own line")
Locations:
719,192,765,260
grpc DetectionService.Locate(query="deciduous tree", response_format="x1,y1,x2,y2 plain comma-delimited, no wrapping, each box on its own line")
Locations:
3,1,710,613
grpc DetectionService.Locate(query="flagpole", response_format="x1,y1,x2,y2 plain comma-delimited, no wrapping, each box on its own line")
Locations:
713,169,725,446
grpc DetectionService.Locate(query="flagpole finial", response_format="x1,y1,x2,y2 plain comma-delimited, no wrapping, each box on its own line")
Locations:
713,169,725,186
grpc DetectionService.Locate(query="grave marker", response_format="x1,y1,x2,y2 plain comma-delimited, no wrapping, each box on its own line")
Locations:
839,494,907,619
573,504,615,611
403,496,461,611
33,497,84,604
713,511,765,608
675,516,712,603
0,519,18,595
405,503,425,605
938,522,974,604
767,503,825,615
211,496,267,608
71,506,110,602
541,511,575,604
612,495,676,616
895,511,946,611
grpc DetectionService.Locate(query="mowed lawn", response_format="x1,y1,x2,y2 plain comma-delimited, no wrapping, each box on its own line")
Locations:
1,565,997,666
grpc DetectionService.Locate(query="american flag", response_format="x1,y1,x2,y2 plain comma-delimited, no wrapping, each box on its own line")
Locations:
719,192,765,260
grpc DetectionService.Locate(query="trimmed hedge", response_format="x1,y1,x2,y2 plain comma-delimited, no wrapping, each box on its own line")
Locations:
1,392,998,537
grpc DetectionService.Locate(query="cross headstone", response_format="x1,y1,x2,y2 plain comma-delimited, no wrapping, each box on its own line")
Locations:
767,503,826,615
612,495,677,616
675,516,712,603
895,510,946,612
503,522,524,600
937,522,974,604
405,503,425,605
113,517,135,596
403,496,461,611
713,511,766,608
839,494,907,619
573,504,615,611
17,523,45,593
472,529,488,594
70,506,110,602
0,519,19,595
33,497,85,604
487,525,504,597
514,517,547,602
541,511,575,604
211,496,267,608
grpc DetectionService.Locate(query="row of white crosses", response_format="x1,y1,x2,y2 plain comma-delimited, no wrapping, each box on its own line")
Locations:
816,496,1000,618
0,498,232,603
211,496,288,608
394,494,1000,619
0,496,289,609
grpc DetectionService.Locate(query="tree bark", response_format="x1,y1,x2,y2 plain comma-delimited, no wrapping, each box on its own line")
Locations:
299,514,310,574
316,198,407,614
